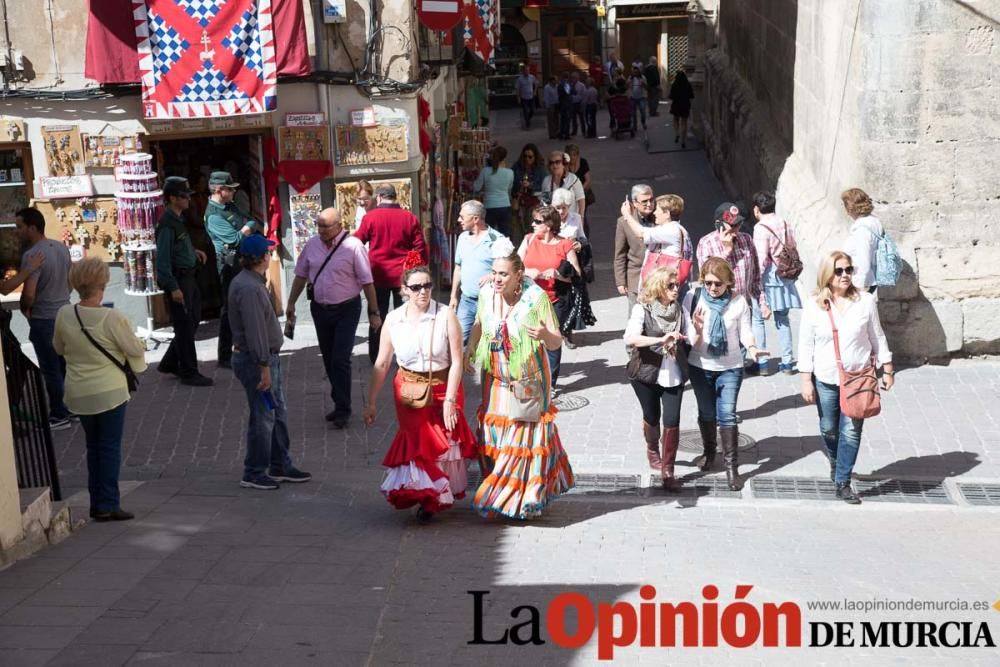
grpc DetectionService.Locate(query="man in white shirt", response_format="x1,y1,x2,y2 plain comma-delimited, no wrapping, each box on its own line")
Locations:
516,64,538,130
543,76,560,140
840,187,883,293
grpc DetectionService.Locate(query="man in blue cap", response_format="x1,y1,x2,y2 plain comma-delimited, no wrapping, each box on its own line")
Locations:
156,176,213,386
229,234,311,490
204,171,263,369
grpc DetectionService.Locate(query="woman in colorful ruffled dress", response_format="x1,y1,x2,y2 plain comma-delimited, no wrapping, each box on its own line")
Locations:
465,239,575,519
364,257,478,520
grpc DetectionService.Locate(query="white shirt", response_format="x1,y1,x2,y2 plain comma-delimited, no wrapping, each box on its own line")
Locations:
624,304,686,388
842,215,884,289
387,301,453,372
558,212,587,241
797,292,892,385
682,290,755,371
641,221,690,258
542,173,585,214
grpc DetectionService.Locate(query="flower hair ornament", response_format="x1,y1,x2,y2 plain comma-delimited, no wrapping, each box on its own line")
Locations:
490,237,516,259
402,250,425,271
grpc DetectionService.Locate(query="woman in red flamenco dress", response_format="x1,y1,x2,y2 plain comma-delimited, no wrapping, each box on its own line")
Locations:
364,259,478,520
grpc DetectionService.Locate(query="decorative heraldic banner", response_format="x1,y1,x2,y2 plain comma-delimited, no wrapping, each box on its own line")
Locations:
132,0,278,119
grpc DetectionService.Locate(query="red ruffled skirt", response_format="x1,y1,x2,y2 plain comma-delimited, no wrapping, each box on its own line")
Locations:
380,372,478,513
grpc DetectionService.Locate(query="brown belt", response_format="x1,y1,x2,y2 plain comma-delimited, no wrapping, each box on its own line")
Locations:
399,366,449,385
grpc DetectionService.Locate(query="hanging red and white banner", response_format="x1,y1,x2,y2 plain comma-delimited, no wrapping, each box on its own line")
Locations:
462,0,498,65
132,0,278,119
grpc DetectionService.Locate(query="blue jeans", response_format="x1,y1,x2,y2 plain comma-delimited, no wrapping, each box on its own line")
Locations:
687,365,744,427
233,351,293,478
631,98,647,128
457,293,479,344
814,378,864,484
28,318,69,419
520,97,534,127
80,402,127,513
312,297,362,418
751,300,794,364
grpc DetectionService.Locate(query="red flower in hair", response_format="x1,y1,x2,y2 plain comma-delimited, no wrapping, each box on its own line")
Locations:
402,250,425,271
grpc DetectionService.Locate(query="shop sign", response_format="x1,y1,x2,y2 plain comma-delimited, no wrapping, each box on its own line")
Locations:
350,108,378,127
286,113,327,127
143,115,272,134
323,0,347,23
39,175,95,199
617,3,688,19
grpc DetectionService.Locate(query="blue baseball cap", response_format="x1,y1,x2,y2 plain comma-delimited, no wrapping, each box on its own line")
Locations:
239,235,276,258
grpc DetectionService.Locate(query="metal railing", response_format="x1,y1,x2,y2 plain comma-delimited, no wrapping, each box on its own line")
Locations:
1,320,61,501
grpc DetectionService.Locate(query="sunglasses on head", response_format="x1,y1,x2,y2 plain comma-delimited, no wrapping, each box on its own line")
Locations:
406,282,434,293
834,266,855,277
704,280,726,288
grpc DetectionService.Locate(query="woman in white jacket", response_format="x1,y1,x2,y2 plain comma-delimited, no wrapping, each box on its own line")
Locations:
798,251,895,505
840,188,884,293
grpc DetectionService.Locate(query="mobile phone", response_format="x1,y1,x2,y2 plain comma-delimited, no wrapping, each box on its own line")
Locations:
714,221,726,234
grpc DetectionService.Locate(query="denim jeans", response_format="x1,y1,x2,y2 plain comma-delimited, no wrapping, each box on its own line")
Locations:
814,378,864,484
630,380,684,428
520,97,534,127
631,97,648,129
312,297,362,418
687,365,744,427
369,287,401,364
751,300,794,364
233,351,293,478
457,293,479,344
547,347,562,389
28,317,69,419
80,402,127,512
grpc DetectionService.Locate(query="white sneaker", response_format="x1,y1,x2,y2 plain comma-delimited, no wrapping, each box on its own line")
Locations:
48,417,72,431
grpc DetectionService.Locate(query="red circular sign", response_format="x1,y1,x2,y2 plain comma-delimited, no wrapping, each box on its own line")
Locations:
416,0,463,32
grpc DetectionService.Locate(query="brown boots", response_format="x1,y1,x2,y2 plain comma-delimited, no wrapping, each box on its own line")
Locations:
660,426,680,491
719,425,741,491
643,422,661,469
694,420,717,471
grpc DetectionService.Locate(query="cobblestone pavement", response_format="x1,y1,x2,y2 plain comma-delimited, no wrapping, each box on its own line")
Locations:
2,109,999,666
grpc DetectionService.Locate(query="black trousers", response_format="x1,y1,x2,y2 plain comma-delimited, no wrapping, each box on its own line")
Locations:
312,297,362,418
630,380,684,428
160,269,202,378
368,286,402,364
217,264,241,364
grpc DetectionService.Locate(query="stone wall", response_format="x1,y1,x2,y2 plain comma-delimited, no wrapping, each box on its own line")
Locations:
702,0,1000,362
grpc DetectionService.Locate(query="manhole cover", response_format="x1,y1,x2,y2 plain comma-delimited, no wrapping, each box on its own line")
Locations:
552,394,589,411
678,428,756,453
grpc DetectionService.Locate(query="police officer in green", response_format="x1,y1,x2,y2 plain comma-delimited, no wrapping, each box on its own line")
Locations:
156,176,214,386
204,171,263,369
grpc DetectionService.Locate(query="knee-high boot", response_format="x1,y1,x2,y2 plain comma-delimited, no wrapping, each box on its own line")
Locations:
694,420,717,471
660,426,680,491
719,425,741,491
643,421,661,469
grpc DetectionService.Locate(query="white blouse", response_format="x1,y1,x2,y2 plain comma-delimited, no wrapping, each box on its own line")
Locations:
641,221,690,258
624,304,686,388
682,290,755,371
798,292,892,385
558,212,587,241
387,301,453,372
542,173,585,213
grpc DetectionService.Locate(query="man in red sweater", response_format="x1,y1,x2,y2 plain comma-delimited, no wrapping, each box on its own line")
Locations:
354,183,427,363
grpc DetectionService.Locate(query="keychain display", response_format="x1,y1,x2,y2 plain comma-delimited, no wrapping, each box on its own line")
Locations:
115,191,162,248
118,173,159,193
122,248,161,295
115,153,161,295
117,152,153,175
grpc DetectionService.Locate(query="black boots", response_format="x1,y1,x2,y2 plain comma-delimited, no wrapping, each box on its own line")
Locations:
719,425,742,491
836,482,862,504
661,426,681,492
643,422,661,470
694,420,717,471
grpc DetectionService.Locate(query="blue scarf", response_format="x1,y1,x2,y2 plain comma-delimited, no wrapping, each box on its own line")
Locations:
701,289,731,357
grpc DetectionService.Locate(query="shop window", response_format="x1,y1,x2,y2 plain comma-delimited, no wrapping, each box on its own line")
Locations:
0,148,33,288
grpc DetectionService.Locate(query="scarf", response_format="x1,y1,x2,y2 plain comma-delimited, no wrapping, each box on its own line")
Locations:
701,290,731,357
649,299,680,335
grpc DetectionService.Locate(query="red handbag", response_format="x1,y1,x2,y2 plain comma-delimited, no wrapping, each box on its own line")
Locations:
826,305,881,419
639,225,693,285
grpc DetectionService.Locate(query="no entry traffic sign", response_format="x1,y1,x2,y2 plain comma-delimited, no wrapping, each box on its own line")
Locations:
416,0,462,32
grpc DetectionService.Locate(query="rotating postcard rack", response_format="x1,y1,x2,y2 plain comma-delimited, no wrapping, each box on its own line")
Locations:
115,153,172,348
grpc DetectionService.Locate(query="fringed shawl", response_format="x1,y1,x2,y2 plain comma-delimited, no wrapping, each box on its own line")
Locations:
472,280,557,380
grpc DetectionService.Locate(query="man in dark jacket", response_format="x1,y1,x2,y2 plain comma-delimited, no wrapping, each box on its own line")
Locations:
644,57,662,116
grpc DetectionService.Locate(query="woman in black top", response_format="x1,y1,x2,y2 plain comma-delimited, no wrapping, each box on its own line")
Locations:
668,70,695,148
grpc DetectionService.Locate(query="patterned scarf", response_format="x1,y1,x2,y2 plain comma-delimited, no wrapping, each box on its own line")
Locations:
649,299,680,335
702,290,732,357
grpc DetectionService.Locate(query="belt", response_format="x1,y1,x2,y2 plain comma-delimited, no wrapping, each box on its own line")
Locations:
233,347,279,355
312,296,360,309
399,366,449,384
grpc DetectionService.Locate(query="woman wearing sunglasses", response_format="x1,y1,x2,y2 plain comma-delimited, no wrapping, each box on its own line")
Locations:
517,205,582,388
511,144,547,245
798,251,894,504
684,257,767,491
364,254,477,521
541,151,585,216
624,266,688,490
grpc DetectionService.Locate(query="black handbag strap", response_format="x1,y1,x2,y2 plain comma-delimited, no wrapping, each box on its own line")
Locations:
74,306,129,375
312,231,348,286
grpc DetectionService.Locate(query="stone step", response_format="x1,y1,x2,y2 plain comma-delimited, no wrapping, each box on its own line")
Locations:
0,487,78,569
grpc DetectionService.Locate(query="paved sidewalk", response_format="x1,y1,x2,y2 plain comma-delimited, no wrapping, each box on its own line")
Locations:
2,108,999,666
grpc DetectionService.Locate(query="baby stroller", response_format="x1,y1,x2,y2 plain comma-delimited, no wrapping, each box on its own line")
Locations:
608,95,635,139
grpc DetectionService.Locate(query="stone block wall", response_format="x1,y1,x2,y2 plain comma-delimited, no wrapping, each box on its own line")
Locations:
702,0,1000,361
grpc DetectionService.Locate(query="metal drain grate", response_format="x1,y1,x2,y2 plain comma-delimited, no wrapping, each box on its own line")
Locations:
648,475,742,499
751,477,837,500
678,429,756,453
552,394,590,412
465,470,641,494
855,479,952,504
957,483,1000,506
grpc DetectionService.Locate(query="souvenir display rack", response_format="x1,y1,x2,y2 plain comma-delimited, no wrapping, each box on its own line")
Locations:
456,126,491,196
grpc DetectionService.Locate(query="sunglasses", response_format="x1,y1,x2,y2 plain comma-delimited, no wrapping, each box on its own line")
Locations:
532,218,547,225
834,266,855,277
704,280,726,288
666,282,679,290
406,282,434,292
549,160,563,166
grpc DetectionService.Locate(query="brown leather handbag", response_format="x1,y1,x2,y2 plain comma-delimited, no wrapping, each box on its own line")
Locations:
826,305,881,419
398,305,437,409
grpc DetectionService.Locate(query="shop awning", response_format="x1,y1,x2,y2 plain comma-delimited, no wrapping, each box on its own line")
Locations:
84,0,311,85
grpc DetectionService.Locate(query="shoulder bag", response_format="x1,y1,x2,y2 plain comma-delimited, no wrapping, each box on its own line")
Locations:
626,307,663,385
508,375,545,422
639,224,693,286
398,304,437,409
761,223,804,280
74,306,139,393
826,303,881,419
306,231,348,301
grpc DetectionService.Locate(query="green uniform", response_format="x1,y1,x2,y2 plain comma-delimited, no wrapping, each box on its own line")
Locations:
155,208,197,292
205,199,261,271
